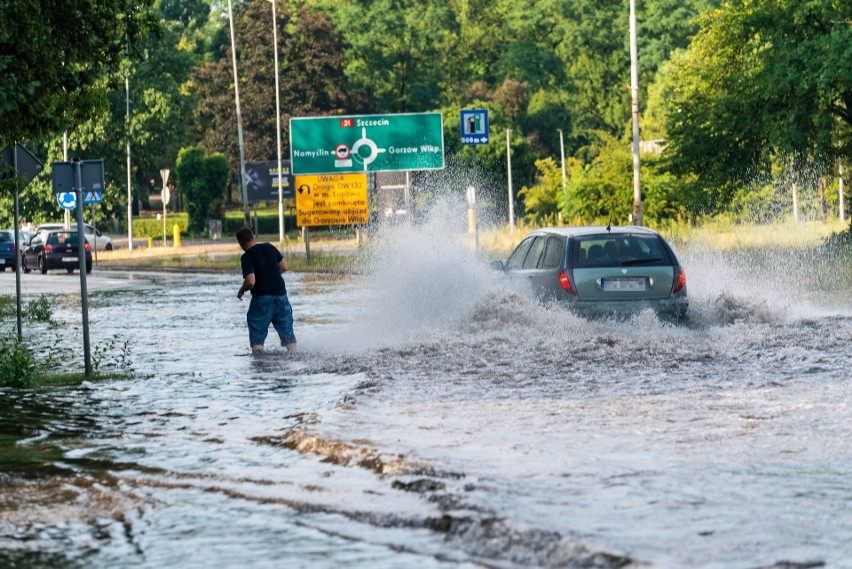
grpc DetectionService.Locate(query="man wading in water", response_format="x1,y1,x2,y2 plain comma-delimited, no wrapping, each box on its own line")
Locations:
236,228,297,355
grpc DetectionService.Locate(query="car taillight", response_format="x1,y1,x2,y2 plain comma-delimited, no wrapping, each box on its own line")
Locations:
45,244,52,253
559,270,577,296
672,266,686,293
85,242,91,251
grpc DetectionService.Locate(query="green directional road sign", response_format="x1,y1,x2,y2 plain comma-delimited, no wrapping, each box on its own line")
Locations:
290,113,444,175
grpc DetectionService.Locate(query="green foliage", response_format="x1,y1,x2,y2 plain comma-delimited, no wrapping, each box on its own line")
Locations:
554,132,691,225
92,335,133,375
661,0,852,195
129,213,190,239
0,333,37,388
194,1,354,176
519,158,563,225
25,295,55,324
0,0,159,145
176,146,230,235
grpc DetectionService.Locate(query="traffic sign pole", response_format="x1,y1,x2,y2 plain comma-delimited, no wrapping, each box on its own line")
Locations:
13,146,22,339
73,159,92,377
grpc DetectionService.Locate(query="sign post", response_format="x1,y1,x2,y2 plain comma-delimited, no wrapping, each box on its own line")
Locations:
1,144,44,339
74,160,92,377
161,169,170,246
52,159,104,378
461,110,488,250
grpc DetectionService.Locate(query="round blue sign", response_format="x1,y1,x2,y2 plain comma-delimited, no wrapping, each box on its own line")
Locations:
57,192,76,210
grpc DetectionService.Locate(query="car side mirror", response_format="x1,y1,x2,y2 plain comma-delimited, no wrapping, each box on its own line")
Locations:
489,260,505,271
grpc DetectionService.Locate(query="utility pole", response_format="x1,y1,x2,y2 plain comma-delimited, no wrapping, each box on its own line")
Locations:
269,0,284,242
506,129,514,235
558,128,567,191
125,40,133,250
629,0,643,226
227,0,251,228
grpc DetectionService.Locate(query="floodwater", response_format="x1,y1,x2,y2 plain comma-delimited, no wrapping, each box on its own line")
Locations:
2,218,851,568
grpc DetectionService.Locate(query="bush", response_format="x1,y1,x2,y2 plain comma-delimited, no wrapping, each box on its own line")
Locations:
0,333,37,388
130,213,190,239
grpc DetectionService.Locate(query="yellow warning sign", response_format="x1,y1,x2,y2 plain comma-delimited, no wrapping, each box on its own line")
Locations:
295,173,369,227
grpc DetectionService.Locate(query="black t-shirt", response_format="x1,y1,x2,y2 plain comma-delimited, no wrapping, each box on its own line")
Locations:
240,242,286,296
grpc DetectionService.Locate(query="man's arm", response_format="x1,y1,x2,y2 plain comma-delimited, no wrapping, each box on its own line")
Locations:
237,273,256,300
279,258,288,273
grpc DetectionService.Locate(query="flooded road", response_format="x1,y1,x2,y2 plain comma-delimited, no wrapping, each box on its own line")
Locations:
1,224,851,568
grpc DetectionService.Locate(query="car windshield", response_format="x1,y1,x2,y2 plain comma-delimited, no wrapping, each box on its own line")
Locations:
573,234,671,268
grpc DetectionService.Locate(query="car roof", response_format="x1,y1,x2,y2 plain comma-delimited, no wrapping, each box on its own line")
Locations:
525,225,662,238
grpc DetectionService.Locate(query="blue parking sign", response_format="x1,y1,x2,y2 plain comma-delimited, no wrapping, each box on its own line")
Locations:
461,109,489,145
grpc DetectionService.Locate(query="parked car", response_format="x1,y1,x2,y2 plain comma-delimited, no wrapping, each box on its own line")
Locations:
34,223,113,251
490,226,688,321
0,229,22,271
22,230,92,274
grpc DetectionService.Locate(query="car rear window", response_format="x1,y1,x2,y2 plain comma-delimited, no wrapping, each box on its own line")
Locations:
0,232,11,243
572,234,671,268
47,232,78,245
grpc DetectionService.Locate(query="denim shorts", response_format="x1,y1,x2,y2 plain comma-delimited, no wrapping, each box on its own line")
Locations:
246,294,296,347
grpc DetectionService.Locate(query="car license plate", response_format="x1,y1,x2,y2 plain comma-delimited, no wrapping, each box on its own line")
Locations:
63,256,78,263
603,277,646,291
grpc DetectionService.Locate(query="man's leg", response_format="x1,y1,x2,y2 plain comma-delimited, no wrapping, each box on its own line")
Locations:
270,295,297,351
246,296,271,355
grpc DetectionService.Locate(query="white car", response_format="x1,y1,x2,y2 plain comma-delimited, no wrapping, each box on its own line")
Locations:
34,223,114,251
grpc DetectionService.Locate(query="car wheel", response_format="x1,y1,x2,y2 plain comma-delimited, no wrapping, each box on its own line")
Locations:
67,267,76,274
23,256,31,273
38,255,47,274
0,266,4,272
105,243,113,251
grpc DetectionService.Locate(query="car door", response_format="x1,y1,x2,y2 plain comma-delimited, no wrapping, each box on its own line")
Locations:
24,235,44,266
515,236,546,297
530,236,565,300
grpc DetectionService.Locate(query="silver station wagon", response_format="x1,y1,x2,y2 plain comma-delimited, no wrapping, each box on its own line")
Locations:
491,226,688,321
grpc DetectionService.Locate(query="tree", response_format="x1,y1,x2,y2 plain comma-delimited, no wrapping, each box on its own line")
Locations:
176,146,230,234
660,0,852,208
0,0,158,145
193,1,356,180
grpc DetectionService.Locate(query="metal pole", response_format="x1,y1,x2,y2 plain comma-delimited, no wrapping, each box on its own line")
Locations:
793,183,799,223
629,0,643,226
12,146,22,339
270,0,284,242
404,170,412,221
126,58,133,251
840,165,846,224
227,0,251,228
64,133,71,229
74,160,92,377
558,128,566,190
506,129,514,235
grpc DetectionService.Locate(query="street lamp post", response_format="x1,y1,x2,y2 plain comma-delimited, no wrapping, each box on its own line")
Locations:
269,0,284,242
227,0,251,228
629,0,643,226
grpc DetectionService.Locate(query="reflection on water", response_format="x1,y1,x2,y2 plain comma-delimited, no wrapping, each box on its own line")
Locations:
2,220,851,568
